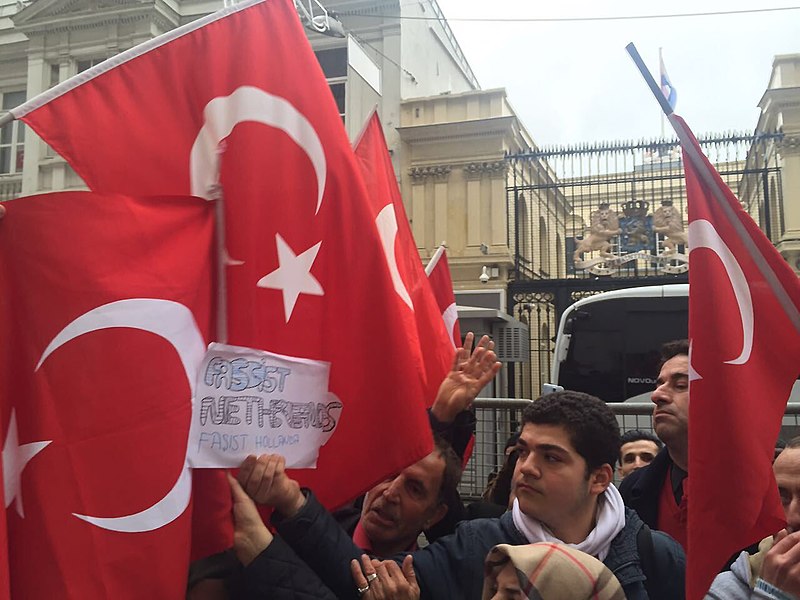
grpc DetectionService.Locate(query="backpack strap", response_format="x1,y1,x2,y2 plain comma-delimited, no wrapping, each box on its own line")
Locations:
637,523,658,600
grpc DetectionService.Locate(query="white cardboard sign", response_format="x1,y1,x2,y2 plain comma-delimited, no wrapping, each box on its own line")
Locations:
188,343,342,468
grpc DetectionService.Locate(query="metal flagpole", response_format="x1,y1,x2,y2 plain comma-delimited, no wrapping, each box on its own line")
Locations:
625,41,800,335
659,47,666,139
210,181,229,345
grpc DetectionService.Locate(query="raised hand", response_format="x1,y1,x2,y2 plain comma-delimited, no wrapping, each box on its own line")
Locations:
237,453,306,517
228,473,273,567
431,332,502,423
761,528,800,597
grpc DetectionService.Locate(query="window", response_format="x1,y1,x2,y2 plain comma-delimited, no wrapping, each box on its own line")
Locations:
315,48,348,124
314,48,347,78
329,82,345,121
77,58,106,73
0,91,26,175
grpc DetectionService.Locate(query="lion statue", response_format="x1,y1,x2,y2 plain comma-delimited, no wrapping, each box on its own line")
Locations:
573,204,621,262
653,201,688,254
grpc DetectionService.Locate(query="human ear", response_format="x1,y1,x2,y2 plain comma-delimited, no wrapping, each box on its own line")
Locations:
589,464,613,495
425,503,448,529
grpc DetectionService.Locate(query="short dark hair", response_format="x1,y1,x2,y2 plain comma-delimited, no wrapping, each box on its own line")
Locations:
785,436,800,450
521,391,620,472
619,430,662,464
433,436,462,506
620,429,663,449
659,339,689,369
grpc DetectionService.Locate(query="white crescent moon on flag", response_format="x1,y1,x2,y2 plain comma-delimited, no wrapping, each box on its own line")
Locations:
688,219,753,368
190,86,327,214
375,204,414,311
442,302,459,349
36,298,205,533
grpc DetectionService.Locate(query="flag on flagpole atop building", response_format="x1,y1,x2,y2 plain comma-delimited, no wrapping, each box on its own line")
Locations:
671,113,800,599
660,50,678,110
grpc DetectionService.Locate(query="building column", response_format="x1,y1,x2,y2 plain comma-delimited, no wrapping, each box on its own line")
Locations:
777,135,800,271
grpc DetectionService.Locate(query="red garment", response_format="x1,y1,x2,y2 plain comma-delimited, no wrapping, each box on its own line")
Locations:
352,519,373,553
351,519,417,555
657,467,688,551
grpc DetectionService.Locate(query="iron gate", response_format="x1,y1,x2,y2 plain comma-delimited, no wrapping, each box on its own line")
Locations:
504,131,783,399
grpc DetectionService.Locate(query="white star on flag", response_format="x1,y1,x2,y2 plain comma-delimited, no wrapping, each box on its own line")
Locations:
257,233,324,322
3,409,51,518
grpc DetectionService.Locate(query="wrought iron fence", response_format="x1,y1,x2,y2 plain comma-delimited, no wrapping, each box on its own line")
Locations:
460,399,800,501
506,132,783,282
502,132,783,401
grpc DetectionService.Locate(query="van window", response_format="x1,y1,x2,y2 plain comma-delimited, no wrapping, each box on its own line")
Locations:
558,295,688,402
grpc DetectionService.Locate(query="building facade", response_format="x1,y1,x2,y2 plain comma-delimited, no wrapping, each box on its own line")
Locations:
0,0,479,196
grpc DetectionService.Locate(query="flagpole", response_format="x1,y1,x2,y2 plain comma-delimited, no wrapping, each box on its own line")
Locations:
425,242,446,276
626,43,674,117
211,185,229,345
625,41,800,335
659,47,665,139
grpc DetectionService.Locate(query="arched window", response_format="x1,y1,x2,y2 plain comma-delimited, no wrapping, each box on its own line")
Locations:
539,216,550,275
556,233,564,278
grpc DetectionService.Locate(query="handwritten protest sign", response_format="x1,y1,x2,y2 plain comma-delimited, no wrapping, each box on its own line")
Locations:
188,343,342,468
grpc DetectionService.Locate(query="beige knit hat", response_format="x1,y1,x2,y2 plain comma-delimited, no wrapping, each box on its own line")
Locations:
482,543,625,600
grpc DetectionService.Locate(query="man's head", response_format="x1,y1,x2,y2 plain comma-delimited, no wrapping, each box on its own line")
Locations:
775,437,800,532
512,391,619,542
617,430,662,478
652,339,689,451
359,436,461,556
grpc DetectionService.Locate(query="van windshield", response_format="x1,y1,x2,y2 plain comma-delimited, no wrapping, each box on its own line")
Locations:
558,295,688,402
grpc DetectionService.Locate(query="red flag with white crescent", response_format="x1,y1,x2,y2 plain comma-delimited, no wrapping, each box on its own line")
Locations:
353,111,453,405
0,460,8,600
0,192,215,599
426,244,462,349
675,114,800,599
14,0,432,516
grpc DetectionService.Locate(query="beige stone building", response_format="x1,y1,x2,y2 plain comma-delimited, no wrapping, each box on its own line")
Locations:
743,53,800,272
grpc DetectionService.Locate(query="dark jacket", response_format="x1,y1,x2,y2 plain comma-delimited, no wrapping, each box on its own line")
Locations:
238,536,337,600
274,491,686,600
619,448,757,572
619,447,673,529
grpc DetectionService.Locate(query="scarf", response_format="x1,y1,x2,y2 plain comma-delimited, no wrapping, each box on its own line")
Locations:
511,484,626,562
482,543,626,600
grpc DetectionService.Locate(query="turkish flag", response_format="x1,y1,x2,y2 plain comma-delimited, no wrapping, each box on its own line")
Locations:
353,111,453,405
675,114,800,599
424,244,474,465
0,465,8,600
15,0,432,512
425,244,462,349
0,192,215,598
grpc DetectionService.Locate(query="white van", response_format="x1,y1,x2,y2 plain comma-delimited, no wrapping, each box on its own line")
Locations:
549,283,800,404
550,284,689,403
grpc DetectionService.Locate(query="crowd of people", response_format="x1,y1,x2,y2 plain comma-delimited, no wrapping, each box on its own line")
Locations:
178,331,800,599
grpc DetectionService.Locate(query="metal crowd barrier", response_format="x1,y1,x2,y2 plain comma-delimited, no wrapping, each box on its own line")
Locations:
459,398,800,501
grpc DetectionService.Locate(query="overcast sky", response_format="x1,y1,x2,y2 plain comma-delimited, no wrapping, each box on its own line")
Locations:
434,0,799,147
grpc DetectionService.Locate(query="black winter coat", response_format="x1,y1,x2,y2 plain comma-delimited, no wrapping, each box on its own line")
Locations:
273,491,686,600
